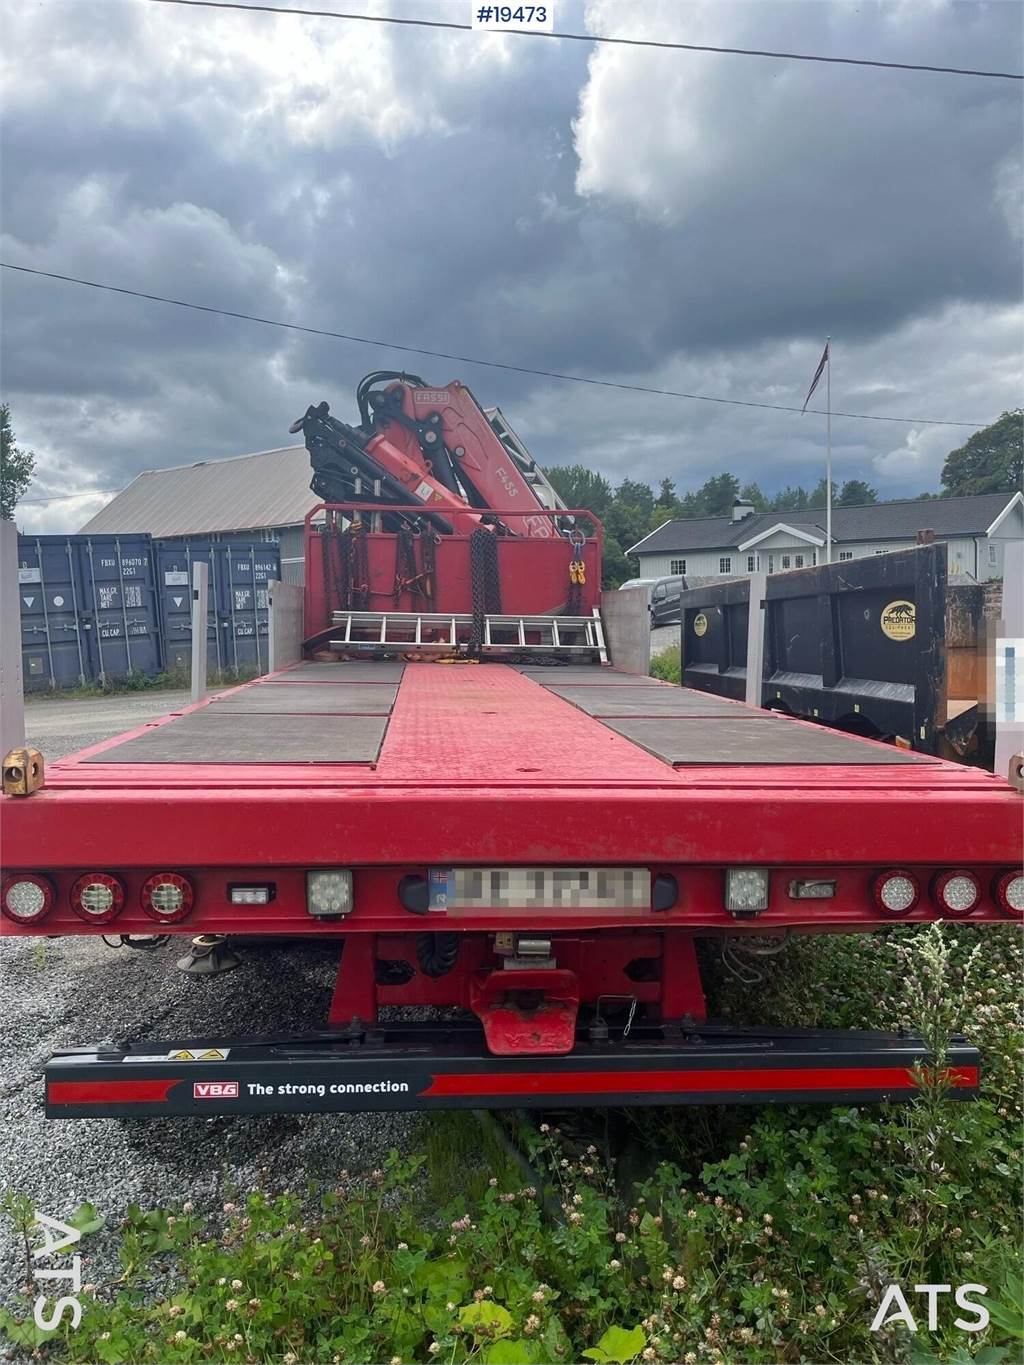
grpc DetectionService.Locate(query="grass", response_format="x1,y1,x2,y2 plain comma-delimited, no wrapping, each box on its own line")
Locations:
649,644,681,684
2,922,1020,1365
25,667,259,702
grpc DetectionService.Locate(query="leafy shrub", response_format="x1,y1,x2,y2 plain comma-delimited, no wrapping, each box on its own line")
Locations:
2,925,1019,1365
649,645,681,684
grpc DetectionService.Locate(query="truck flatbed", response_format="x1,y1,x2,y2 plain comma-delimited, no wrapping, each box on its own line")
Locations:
5,658,1018,941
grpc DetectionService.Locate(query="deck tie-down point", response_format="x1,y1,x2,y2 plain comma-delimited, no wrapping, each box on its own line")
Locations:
469,967,579,1056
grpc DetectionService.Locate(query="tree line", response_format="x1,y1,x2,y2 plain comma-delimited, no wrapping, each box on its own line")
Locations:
544,408,1022,586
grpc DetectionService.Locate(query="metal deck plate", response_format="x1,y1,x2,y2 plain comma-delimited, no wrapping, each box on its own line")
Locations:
547,685,770,718
85,712,388,764
206,684,397,714
515,666,658,683
604,716,933,765
269,661,406,682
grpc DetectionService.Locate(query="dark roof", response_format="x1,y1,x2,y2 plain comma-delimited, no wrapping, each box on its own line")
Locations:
628,492,1019,557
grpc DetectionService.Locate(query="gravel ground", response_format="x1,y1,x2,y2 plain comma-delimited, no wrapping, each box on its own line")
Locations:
1,693,420,1320
649,625,678,656
23,688,193,762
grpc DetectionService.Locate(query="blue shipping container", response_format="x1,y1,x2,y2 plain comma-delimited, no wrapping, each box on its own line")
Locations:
154,539,280,676
17,534,162,692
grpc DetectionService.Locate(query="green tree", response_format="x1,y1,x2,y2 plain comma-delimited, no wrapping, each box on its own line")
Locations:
770,484,811,512
0,404,35,520
543,464,613,517
836,478,878,506
605,478,655,555
739,481,768,512
940,410,1023,496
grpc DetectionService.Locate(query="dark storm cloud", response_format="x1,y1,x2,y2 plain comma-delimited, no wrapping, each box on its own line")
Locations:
0,0,1020,532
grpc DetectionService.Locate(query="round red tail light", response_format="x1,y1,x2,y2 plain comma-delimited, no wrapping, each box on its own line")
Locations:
932,869,981,917
871,869,920,917
70,873,125,924
992,869,1024,920
141,873,194,923
1,874,55,926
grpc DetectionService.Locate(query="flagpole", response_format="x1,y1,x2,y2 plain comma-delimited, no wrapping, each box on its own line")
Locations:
825,335,832,565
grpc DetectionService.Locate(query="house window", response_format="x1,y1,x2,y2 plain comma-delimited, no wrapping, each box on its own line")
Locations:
874,549,886,555
811,552,817,565
781,555,791,570
670,558,686,575
989,543,998,565
794,554,804,568
839,550,853,561
719,556,732,574
746,555,756,573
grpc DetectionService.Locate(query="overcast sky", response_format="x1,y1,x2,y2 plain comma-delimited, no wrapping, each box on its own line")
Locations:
2,0,1022,533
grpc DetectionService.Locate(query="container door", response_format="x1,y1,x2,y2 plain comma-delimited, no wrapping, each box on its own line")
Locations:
154,540,219,676
17,536,89,691
79,536,161,683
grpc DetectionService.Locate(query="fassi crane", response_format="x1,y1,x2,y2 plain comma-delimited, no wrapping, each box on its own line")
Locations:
291,370,566,540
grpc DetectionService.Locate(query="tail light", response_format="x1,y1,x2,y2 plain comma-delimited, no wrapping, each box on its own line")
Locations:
1,874,55,926
871,869,919,917
141,873,194,923
932,870,981,917
70,873,125,924
992,869,1024,920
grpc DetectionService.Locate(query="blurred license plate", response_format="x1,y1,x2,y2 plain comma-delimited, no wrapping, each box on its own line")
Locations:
428,867,650,911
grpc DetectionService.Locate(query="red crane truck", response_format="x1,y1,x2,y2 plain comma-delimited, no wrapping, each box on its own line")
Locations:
2,372,1021,1120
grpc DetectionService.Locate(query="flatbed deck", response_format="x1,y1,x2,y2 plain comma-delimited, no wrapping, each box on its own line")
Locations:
5,659,1019,941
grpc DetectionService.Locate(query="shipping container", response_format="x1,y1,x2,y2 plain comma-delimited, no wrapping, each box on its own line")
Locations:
153,539,279,676
17,535,161,692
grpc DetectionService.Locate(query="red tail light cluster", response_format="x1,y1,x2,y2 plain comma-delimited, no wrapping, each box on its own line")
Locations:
993,870,1024,920
70,873,125,924
932,870,981,918
871,869,920,916
1,874,54,925
141,873,194,923
1,872,195,926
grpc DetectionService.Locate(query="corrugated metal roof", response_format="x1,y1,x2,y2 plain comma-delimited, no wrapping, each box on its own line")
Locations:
628,492,1019,556
80,446,320,536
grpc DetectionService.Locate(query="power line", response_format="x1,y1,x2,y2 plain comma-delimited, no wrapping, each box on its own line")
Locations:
1,261,989,428
142,0,1024,81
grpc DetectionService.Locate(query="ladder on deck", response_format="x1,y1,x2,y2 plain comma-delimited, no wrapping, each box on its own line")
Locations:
329,609,607,661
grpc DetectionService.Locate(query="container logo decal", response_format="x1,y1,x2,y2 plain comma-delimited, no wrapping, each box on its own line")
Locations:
693,612,709,637
880,599,916,642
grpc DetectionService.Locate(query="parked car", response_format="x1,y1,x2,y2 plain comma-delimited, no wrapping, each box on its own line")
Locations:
618,574,687,627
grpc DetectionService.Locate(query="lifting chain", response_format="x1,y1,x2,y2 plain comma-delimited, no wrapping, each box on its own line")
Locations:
349,520,371,611
393,525,437,608
469,525,502,653
565,528,586,617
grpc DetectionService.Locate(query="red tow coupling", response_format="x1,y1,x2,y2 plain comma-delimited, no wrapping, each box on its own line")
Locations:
469,968,580,1056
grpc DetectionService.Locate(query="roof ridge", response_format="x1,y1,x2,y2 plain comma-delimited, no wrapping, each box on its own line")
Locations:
139,445,306,475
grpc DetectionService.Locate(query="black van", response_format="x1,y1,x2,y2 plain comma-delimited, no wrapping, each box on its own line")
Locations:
618,575,687,628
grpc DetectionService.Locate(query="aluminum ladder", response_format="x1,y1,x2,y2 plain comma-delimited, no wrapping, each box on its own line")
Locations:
328,609,607,661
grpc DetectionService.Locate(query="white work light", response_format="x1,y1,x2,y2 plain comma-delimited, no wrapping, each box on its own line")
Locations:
306,870,353,917
724,868,770,913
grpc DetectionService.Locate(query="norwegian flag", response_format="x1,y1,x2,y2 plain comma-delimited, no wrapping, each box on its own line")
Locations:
801,340,830,412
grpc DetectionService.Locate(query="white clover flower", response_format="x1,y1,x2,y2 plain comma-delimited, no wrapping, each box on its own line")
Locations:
372,1280,387,1294
231,1279,243,1291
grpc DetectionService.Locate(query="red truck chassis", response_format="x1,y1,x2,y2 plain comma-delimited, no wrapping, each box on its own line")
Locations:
3,503,1021,1118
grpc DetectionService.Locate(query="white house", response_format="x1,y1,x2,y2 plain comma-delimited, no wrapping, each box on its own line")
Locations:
627,491,1024,582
